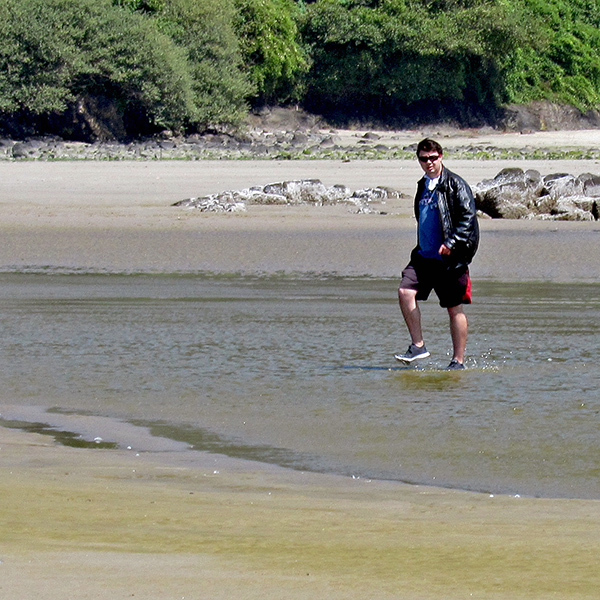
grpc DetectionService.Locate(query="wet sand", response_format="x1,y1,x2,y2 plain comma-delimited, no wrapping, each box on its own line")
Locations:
1,132,600,599
2,425,600,600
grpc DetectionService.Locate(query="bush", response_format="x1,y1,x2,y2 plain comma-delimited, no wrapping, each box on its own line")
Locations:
157,0,254,127
0,0,254,139
233,0,309,104
299,0,519,123
113,0,166,13
502,0,600,109
299,0,600,123
2,0,599,137
0,0,199,138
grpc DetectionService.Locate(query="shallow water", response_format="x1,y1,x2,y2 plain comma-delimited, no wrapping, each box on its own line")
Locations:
0,273,598,498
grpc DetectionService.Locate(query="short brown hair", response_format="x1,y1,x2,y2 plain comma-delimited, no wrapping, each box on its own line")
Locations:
417,138,443,156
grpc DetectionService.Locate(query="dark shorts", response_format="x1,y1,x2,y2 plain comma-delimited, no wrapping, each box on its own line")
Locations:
399,257,472,308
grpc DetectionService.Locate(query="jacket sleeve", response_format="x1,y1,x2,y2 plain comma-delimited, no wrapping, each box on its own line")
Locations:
443,174,479,259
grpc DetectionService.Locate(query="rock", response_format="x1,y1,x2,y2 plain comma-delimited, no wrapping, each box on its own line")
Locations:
541,173,583,197
291,132,309,145
11,142,32,159
579,173,600,197
173,194,246,213
72,94,126,141
474,168,600,220
174,180,401,213
263,180,329,204
502,101,600,131
12,139,48,159
319,137,335,147
537,197,595,221
473,168,540,218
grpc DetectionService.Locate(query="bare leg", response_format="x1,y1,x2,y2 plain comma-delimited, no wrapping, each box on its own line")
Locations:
398,287,425,346
448,304,467,363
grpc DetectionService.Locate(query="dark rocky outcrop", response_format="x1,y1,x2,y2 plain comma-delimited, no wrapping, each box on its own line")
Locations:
474,168,600,220
502,101,600,132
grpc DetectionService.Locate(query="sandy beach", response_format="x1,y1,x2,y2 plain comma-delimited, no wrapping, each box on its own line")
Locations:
1,130,600,599
2,156,600,281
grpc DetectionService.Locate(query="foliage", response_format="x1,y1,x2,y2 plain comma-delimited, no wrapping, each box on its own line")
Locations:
156,0,254,126
0,0,197,135
299,0,600,122
502,0,600,109
113,0,166,13
2,0,600,138
0,0,253,138
233,0,310,103
299,0,523,120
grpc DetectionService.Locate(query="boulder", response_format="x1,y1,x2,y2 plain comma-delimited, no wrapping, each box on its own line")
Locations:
473,168,542,218
579,173,600,197
541,173,583,197
473,168,599,220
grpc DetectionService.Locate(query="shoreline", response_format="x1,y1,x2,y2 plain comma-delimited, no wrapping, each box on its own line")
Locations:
2,143,600,598
1,398,598,500
3,126,600,161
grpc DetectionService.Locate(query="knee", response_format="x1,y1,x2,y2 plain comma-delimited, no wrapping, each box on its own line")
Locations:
398,286,415,304
447,304,465,317
447,305,467,323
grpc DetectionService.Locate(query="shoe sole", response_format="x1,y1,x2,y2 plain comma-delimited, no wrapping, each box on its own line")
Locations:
394,351,430,364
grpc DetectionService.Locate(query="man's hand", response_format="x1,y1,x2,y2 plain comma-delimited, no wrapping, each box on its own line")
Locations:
438,244,452,256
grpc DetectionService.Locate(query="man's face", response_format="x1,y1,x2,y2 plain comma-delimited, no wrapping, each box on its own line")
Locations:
417,151,443,178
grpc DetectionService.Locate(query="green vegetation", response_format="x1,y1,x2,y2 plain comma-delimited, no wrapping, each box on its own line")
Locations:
299,0,521,122
0,0,599,139
0,0,250,138
234,0,309,103
503,0,600,109
156,0,253,127
0,0,199,137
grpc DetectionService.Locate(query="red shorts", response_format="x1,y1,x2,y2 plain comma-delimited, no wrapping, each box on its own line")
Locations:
399,257,472,308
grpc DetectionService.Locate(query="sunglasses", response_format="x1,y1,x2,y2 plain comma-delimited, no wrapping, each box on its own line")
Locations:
418,154,441,163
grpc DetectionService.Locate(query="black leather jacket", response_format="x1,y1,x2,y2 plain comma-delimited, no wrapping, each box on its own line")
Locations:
413,167,479,267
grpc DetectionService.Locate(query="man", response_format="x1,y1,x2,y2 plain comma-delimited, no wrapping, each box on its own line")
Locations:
395,138,479,370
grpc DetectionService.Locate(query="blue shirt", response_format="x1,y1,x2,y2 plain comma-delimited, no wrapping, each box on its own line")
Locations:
418,177,443,260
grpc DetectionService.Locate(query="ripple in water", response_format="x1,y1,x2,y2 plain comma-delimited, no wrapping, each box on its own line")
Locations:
0,273,598,498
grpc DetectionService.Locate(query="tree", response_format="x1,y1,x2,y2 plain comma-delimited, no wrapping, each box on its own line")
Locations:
157,0,254,127
299,0,519,123
234,0,310,104
502,0,600,109
0,0,255,139
113,0,166,13
0,0,197,138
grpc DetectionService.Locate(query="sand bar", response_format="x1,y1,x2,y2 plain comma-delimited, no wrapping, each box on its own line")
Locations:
1,156,600,280
1,133,600,598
